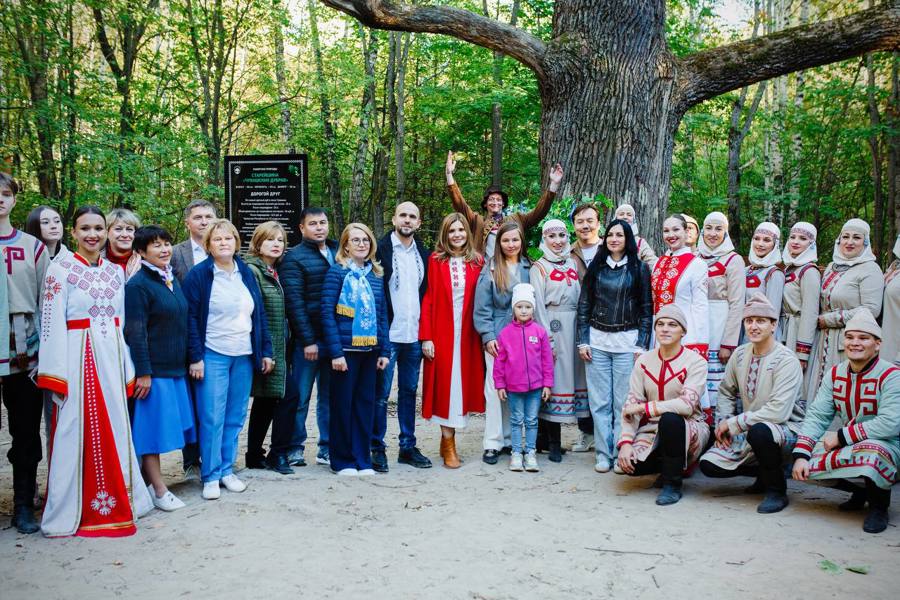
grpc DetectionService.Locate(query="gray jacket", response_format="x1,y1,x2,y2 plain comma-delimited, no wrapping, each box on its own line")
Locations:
171,239,196,283
473,257,531,344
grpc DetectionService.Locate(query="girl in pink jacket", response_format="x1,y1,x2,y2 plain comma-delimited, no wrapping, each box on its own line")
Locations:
494,283,554,471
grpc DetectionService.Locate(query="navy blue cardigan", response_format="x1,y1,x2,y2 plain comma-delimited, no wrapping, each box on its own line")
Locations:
319,261,390,359
182,255,274,371
124,265,189,378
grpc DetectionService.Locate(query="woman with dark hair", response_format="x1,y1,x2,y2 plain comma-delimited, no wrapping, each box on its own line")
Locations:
125,225,196,511
38,205,153,537
25,205,67,260
577,218,653,473
474,221,531,464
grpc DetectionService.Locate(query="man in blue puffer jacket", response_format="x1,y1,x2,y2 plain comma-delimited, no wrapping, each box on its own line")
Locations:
278,207,338,467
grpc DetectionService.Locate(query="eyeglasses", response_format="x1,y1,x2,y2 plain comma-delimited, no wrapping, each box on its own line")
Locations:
348,238,371,246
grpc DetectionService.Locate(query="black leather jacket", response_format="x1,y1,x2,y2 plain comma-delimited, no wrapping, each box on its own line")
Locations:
576,258,653,350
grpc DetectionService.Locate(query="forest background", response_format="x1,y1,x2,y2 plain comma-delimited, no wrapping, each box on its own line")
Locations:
1,0,897,261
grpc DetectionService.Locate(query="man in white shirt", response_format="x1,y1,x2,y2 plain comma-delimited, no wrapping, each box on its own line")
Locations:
371,202,433,471
570,202,602,453
170,199,217,480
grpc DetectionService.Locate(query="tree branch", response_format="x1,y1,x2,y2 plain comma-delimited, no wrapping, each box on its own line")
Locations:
318,0,547,80
678,2,900,109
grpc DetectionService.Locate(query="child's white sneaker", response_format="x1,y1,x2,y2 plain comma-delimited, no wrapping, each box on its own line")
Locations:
509,453,524,471
523,451,539,472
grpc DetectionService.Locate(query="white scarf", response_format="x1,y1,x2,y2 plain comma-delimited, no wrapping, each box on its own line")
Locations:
540,219,571,261
615,203,638,236
781,221,818,267
831,218,877,268
748,222,782,268
697,211,735,259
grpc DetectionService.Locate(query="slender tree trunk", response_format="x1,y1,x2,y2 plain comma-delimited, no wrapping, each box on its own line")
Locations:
349,28,378,224
788,0,810,226
272,0,293,152
394,32,411,204
371,31,398,236
307,0,345,231
889,52,900,244
868,51,886,262
483,0,521,186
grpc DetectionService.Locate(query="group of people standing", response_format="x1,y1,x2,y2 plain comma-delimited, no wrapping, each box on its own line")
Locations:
0,153,897,539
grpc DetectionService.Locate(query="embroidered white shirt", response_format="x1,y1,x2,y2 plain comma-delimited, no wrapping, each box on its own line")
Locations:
389,233,422,344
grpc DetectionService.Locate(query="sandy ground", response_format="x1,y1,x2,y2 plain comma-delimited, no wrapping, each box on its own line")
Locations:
0,392,897,600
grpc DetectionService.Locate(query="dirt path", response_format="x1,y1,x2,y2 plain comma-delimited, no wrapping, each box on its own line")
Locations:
1,402,896,599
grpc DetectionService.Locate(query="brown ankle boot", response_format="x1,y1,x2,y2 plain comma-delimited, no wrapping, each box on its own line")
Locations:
440,435,461,469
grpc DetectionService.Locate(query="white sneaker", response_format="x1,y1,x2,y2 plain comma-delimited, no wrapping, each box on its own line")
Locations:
523,451,540,472
202,481,220,500
613,463,624,474
509,453,524,471
220,474,247,493
571,433,595,452
594,458,611,473
336,468,358,476
358,469,375,476
150,485,186,511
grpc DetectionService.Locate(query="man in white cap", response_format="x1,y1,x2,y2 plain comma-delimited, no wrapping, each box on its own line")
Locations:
699,293,804,514
792,310,900,534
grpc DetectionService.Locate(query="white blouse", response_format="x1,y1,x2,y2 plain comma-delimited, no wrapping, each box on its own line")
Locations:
206,262,254,356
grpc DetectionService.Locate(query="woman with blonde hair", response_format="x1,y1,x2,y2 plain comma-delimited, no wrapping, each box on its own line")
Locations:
102,207,142,280
320,223,390,475
244,221,299,474
474,221,530,464
420,213,485,467
182,218,274,499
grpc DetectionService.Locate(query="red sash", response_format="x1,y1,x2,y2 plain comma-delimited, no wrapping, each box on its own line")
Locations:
651,253,695,312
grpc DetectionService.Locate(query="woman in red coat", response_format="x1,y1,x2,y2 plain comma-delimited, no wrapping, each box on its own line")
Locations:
420,213,485,468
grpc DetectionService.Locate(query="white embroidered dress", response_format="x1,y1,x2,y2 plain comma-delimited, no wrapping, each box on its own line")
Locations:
38,253,152,537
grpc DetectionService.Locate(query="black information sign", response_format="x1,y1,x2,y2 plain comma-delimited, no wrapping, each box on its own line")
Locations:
225,154,308,248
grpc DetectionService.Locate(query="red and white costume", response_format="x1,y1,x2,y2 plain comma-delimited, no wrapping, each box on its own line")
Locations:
37,253,152,537
651,247,709,361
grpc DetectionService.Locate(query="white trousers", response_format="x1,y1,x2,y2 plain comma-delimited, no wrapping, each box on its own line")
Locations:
482,351,511,450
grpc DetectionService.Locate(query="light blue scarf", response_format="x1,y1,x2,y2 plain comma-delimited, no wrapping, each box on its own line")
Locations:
336,262,377,347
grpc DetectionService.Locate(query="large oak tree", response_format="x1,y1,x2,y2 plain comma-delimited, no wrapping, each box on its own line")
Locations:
317,0,900,242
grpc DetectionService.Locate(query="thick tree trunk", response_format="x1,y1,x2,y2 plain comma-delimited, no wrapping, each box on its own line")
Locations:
539,1,677,246
889,53,900,243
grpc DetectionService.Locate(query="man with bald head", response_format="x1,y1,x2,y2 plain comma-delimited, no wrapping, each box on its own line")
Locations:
371,202,433,471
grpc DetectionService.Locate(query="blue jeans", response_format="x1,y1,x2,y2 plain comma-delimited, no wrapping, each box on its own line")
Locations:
507,389,541,453
372,341,421,451
586,349,635,464
195,349,253,483
289,351,331,453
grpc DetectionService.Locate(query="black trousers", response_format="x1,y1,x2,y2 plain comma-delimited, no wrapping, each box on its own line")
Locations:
578,415,593,435
2,372,43,508
537,419,561,450
247,361,301,458
700,423,786,492
628,413,687,481
182,379,201,469
837,478,892,510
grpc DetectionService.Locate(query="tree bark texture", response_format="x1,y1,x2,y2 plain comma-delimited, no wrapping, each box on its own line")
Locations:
348,27,378,224
272,0,294,152
320,0,900,244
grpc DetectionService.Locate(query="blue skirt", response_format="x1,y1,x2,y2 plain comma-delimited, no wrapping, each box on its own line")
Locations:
131,376,197,456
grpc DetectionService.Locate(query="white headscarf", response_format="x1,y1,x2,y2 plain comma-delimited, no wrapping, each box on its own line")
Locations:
748,222,782,268
539,219,571,261
782,221,818,267
615,203,638,236
832,218,877,267
697,211,735,258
